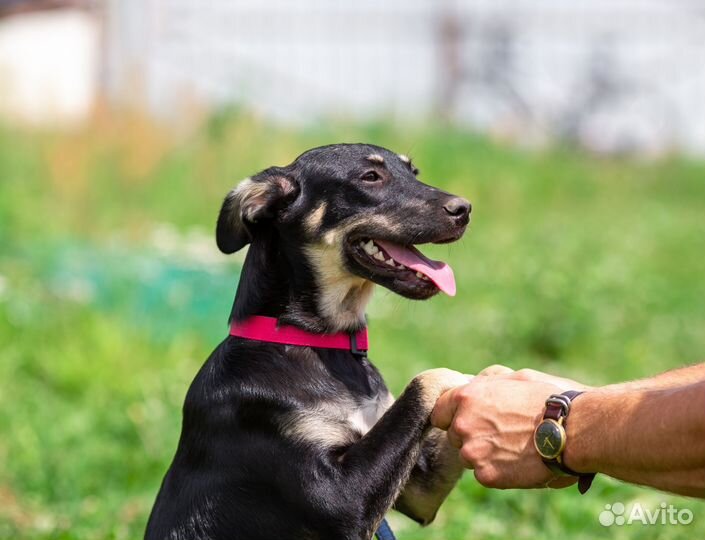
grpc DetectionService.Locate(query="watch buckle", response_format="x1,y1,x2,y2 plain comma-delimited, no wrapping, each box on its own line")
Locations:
546,394,572,415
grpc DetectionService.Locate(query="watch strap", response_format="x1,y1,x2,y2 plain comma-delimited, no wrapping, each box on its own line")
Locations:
541,390,596,494
544,390,582,421
551,456,596,494
577,473,596,494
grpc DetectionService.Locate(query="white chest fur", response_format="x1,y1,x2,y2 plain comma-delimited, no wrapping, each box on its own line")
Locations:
280,391,394,448
346,394,393,436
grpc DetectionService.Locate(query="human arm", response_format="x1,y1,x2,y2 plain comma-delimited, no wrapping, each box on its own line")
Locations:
564,379,705,497
431,364,705,497
490,362,705,392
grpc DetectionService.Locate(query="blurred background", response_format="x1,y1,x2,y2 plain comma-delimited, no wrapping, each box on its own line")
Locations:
1,1,704,539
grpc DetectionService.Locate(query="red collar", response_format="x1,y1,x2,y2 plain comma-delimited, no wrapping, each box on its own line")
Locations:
229,315,369,354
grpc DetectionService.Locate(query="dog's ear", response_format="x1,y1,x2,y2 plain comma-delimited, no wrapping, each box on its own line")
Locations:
216,168,299,254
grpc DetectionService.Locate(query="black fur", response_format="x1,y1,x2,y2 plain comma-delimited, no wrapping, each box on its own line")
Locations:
146,144,471,540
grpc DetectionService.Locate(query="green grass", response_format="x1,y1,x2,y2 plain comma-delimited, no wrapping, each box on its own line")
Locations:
1,110,705,539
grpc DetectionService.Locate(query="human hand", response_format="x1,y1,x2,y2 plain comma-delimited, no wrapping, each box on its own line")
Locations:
475,364,592,392
431,373,582,489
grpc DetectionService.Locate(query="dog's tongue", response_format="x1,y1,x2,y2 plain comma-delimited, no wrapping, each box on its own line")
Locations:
375,240,456,296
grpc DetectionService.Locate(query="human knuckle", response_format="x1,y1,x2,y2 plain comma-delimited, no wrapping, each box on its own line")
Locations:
451,416,471,437
480,364,512,376
459,444,477,465
474,466,500,488
514,368,537,381
455,385,474,404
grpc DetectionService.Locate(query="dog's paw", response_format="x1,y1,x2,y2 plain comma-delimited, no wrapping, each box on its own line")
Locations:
412,368,472,410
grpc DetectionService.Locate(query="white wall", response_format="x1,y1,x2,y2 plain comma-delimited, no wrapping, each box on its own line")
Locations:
4,1,703,156
102,0,705,155
0,9,98,125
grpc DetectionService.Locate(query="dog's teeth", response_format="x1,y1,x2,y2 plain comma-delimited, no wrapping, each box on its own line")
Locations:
398,263,406,269
374,251,385,261
386,258,395,266
363,240,379,255
416,271,424,278
359,241,365,247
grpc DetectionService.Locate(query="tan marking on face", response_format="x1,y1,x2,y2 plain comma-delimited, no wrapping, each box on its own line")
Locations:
305,212,405,330
322,229,339,246
322,213,402,246
367,153,385,164
305,242,374,332
304,202,327,235
398,154,411,163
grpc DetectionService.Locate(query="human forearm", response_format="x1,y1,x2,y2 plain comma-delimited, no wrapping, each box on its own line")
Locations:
432,366,705,497
564,380,705,497
606,466,705,498
602,363,705,392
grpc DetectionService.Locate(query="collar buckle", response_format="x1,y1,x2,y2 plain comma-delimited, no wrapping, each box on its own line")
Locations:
349,333,367,359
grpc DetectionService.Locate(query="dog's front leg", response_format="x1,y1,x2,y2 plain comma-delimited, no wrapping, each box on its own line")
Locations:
393,427,464,525
334,368,468,539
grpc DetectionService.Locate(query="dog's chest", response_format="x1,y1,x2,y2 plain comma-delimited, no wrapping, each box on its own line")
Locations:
346,394,392,435
280,390,394,448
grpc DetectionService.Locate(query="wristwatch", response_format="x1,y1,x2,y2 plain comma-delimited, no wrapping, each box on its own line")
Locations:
534,390,596,494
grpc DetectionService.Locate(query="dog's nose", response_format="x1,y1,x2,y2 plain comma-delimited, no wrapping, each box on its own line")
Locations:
443,197,471,220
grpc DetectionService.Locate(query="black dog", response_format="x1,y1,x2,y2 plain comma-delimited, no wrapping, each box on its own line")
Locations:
146,144,472,540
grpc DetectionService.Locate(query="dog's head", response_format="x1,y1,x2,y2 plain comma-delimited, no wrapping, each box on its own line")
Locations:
217,143,471,330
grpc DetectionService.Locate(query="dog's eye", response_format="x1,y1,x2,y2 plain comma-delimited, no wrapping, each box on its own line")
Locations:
361,170,381,182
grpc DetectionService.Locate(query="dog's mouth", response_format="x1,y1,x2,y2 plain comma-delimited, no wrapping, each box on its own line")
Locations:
345,237,457,299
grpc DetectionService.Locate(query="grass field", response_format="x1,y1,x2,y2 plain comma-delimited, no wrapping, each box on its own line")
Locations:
1,110,704,539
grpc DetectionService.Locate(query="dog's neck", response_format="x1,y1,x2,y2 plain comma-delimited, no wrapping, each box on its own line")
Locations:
230,231,374,334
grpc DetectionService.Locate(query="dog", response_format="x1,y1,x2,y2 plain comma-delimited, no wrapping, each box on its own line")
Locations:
145,143,472,540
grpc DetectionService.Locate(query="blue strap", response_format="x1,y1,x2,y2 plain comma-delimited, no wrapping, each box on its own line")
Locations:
375,518,396,540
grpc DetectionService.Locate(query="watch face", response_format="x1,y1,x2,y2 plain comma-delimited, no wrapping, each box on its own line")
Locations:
534,419,566,460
